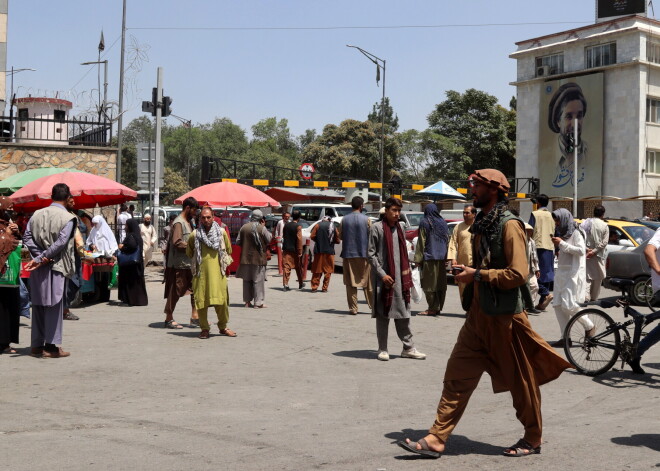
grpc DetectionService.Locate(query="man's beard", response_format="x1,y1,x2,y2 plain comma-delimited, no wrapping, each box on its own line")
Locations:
144,221,151,226
472,194,489,208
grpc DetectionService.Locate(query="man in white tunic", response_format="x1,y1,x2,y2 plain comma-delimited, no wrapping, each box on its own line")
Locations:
447,204,476,301
581,205,608,302
139,214,158,267
550,208,594,347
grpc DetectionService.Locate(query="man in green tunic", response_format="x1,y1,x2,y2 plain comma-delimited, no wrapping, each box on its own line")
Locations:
186,207,235,340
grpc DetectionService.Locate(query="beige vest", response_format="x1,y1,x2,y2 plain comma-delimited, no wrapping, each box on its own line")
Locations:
532,208,555,250
30,205,76,278
166,214,193,269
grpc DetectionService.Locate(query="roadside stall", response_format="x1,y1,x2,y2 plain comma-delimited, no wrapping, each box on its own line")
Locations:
10,171,137,306
174,181,280,273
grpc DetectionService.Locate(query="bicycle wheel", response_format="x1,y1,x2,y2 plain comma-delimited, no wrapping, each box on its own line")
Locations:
563,309,620,376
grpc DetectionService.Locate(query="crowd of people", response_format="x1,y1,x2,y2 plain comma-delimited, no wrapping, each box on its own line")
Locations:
1,169,659,460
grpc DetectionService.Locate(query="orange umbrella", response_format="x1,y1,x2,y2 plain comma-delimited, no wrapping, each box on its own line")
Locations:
175,181,280,207
10,171,137,212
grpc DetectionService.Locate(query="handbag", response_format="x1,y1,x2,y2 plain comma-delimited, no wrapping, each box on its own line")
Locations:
116,247,140,267
411,266,423,304
0,245,22,286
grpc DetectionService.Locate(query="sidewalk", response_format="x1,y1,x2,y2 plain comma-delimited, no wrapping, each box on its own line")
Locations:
1,262,658,470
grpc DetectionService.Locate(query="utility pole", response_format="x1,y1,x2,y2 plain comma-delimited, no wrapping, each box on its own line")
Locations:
153,67,163,238
116,0,127,184
573,118,578,216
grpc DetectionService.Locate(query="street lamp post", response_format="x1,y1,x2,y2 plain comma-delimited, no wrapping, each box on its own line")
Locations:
4,67,37,113
347,45,386,201
81,60,109,120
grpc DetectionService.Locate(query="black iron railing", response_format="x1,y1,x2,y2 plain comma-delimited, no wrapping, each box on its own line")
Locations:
0,114,112,146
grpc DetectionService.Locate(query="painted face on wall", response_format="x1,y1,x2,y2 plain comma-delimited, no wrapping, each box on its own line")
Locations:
558,99,584,149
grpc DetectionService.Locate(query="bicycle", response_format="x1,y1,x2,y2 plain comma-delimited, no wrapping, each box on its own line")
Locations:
563,278,660,376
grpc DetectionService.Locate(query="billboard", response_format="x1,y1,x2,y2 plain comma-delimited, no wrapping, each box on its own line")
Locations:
597,0,646,20
538,73,603,198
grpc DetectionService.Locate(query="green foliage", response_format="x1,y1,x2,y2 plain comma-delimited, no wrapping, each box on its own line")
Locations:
161,167,191,205
367,96,399,132
427,89,516,177
302,119,398,181
118,116,154,189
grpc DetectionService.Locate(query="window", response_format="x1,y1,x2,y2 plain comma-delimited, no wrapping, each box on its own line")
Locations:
535,53,564,76
646,98,660,123
646,149,660,173
585,42,617,68
648,41,660,64
17,108,28,121
53,109,65,122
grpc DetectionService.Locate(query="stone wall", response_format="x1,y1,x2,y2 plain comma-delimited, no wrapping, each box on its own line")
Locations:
0,142,117,181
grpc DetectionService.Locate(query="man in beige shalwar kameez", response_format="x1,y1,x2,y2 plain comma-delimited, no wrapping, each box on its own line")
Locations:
447,204,476,301
399,169,571,459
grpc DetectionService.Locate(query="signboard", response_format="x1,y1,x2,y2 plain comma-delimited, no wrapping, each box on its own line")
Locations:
137,142,164,189
597,0,646,21
299,162,315,180
538,73,604,198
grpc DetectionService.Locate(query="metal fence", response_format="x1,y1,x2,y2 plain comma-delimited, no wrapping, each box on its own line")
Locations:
0,113,112,146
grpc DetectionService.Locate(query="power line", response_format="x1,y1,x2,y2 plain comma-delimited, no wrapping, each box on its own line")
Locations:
128,21,591,31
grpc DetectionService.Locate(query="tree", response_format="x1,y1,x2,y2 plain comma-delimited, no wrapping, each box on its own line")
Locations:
302,119,398,181
161,166,190,205
420,130,471,181
297,128,318,152
367,96,399,132
427,89,515,177
396,129,430,181
117,116,154,189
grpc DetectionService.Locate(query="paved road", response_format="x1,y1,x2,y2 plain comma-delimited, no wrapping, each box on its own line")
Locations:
2,260,659,470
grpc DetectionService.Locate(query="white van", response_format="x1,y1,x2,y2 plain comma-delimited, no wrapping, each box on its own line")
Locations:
290,203,353,222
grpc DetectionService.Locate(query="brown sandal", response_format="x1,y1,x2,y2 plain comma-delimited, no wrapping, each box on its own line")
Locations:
417,310,438,316
219,328,237,337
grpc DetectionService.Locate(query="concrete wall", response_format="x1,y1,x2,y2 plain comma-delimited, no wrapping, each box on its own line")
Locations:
0,142,117,181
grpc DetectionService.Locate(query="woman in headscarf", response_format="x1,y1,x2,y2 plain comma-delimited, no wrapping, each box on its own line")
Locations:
0,196,21,354
549,208,594,346
117,218,148,306
88,215,119,256
413,203,449,316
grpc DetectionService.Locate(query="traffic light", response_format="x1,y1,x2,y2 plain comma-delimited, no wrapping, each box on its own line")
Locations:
162,96,172,117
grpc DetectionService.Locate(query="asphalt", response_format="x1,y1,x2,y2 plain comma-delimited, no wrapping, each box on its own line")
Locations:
2,257,659,470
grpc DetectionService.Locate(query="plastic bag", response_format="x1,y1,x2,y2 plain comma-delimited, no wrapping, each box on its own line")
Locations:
411,266,423,304
0,246,22,286
108,263,118,289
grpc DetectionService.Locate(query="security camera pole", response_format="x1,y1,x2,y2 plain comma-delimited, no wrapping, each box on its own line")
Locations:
573,118,578,216
153,67,163,237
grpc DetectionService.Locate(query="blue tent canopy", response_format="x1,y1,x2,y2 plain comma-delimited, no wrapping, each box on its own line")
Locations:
415,180,465,200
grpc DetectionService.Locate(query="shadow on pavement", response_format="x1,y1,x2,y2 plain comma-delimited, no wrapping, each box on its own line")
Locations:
412,311,465,319
332,350,377,360
385,429,502,458
592,370,660,389
166,331,203,338
611,434,660,452
316,308,355,316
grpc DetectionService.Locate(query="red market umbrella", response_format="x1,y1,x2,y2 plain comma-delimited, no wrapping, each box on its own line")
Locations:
10,171,137,212
174,181,280,208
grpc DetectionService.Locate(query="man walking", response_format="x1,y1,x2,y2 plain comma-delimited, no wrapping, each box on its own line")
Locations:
368,197,426,361
140,214,157,267
282,210,305,291
117,203,131,243
23,183,77,358
582,205,608,302
337,196,373,315
163,197,199,329
529,194,555,310
186,207,235,339
398,169,570,458
236,209,272,308
414,203,449,316
310,216,338,293
447,205,476,302
274,212,290,275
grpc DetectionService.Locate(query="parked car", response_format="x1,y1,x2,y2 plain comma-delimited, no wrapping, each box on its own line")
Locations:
603,240,652,305
290,203,353,221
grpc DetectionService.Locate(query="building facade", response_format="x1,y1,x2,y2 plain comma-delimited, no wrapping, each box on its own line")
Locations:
512,14,660,219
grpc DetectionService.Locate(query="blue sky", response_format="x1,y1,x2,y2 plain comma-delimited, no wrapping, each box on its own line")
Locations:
7,1,600,137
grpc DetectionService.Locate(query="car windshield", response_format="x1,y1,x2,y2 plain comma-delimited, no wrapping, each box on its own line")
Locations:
405,213,424,227
623,225,655,245
299,219,311,228
335,207,353,217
